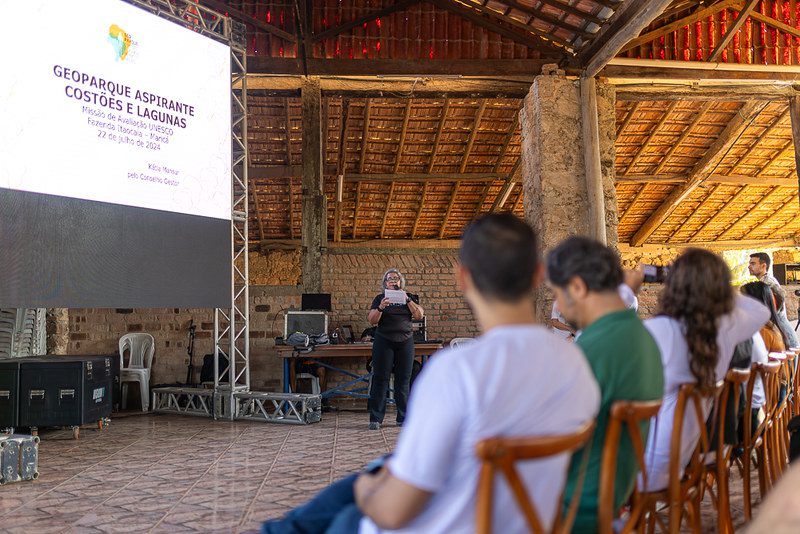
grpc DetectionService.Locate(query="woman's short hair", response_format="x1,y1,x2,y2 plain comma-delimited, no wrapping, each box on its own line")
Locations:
381,268,406,290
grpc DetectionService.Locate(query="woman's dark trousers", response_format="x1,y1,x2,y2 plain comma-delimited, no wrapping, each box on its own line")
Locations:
368,335,414,424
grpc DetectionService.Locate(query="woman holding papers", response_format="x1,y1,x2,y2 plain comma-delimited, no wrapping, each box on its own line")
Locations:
366,268,425,430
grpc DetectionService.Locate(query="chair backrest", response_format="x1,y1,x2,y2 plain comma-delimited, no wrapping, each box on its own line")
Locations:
450,337,475,348
475,420,595,534
597,399,662,534
119,333,155,370
663,382,724,532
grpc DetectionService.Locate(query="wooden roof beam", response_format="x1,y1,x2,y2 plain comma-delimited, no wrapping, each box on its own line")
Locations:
359,99,372,174
652,102,713,175
428,99,450,174
619,237,800,252
394,101,413,174
250,181,266,241
629,100,767,246
708,0,759,62
625,101,678,173
333,99,350,242
619,0,740,54
684,185,749,242
617,173,797,187
492,0,593,37
616,102,640,137
460,99,487,174
439,182,460,238
580,0,674,78
619,184,648,222
493,108,521,173
428,0,570,54
379,182,396,239
411,183,428,238
312,0,421,42
200,0,297,42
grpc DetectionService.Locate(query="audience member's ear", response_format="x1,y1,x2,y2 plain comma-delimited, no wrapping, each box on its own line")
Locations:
455,263,471,293
531,263,545,290
567,275,588,299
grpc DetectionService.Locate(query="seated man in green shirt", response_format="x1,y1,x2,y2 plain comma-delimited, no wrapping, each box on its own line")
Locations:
546,237,664,533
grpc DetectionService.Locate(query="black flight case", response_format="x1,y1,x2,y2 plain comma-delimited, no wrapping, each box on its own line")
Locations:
0,359,20,430
18,355,114,437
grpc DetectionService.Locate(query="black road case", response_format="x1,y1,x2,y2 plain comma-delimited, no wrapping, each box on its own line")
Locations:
18,356,112,429
0,360,20,429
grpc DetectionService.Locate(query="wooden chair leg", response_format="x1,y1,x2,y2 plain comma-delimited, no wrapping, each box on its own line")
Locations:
743,448,753,520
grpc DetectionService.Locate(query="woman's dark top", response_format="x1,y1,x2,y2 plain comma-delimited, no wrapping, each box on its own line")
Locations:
371,294,413,342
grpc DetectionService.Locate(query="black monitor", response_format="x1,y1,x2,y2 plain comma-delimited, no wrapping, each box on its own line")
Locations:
302,293,332,311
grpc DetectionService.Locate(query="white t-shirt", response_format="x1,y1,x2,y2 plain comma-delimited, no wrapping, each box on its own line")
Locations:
641,294,769,491
359,325,601,534
550,301,572,340
750,333,769,408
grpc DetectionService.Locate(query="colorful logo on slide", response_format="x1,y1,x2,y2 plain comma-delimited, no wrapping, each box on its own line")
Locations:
107,24,132,61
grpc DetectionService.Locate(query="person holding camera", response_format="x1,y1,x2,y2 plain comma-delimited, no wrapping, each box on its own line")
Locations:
366,268,424,430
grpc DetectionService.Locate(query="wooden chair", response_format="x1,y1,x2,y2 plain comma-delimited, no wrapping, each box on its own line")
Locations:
637,382,724,534
597,399,662,534
475,420,595,534
742,361,781,518
701,368,751,534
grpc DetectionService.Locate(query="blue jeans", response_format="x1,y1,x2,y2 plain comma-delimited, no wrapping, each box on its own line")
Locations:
261,474,363,534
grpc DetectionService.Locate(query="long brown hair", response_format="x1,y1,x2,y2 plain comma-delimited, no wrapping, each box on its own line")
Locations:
657,249,734,393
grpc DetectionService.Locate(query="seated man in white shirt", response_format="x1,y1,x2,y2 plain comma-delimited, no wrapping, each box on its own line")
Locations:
262,213,601,534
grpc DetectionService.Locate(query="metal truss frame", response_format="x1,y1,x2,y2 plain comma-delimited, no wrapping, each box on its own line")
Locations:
235,392,322,425
123,0,250,421
152,387,214,417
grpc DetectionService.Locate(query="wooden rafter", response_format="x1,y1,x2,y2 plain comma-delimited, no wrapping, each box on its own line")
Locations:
581,0,675,77
427,0,568,53
394,101,413,173
629,101,766,246
334,99,350,242
652,102,713,175
708,0,759,62
493,108,520,173
428,99,450,173
312,0,421,42
352,181,362,239
250,180,266,241
284,99,295,238
620,0,740,53
790,96,800,208
625,101,679,173
715,186,781,240
460,99,487,174
379,182,396,239
619,184,648,221
485,0,592,37
439,182,461,238
616,102,640,137
535,0,604,25
411,182,428,238
359,99,372,174
685,185,749,241
288,176,295,238
616,173,796,187
740,193,799,239
200,0,297,42
748,9,800,40
474,181,494,216
666,184,723,242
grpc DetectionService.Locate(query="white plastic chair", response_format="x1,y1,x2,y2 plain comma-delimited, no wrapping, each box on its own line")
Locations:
450,337,475,348
119,333,155,412
295,373,321,395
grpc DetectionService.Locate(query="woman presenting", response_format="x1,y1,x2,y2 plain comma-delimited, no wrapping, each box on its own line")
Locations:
367,268,424,430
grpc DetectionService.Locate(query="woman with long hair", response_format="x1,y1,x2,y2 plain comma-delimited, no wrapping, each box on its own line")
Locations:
741,281,788,352
641,249,769,491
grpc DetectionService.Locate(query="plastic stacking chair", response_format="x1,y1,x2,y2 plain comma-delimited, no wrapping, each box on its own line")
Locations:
295,373,321,395
597,399,662,534
475,420,595,534
119,333,155,412
450,337,475,348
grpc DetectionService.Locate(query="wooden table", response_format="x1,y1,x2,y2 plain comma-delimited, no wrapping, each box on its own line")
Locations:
276,342,443,399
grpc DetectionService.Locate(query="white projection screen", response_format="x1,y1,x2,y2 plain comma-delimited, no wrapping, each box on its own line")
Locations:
0,0,232,308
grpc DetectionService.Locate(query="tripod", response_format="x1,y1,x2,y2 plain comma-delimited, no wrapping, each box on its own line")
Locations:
186,320,197,387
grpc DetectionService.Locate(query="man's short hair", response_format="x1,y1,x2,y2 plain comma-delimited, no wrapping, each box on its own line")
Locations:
750,252,771,269
459,213,538,302
546,236,623,292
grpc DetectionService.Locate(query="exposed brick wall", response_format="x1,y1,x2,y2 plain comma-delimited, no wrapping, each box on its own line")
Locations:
64,250,478,393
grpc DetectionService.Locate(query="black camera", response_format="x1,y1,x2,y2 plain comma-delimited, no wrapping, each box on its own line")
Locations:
795,289,800,297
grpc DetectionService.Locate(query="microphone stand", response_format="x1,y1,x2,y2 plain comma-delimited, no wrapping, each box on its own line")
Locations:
186,320,197,387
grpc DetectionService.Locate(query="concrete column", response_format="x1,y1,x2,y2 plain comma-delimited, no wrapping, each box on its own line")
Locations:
518,73,619,317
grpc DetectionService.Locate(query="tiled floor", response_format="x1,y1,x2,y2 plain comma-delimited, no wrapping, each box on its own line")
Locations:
0,411,759,533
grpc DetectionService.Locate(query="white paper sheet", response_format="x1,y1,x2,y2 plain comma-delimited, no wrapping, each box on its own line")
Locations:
384,289,407,305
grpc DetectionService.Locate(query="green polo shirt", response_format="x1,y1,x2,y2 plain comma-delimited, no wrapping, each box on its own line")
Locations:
564,309,664,533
